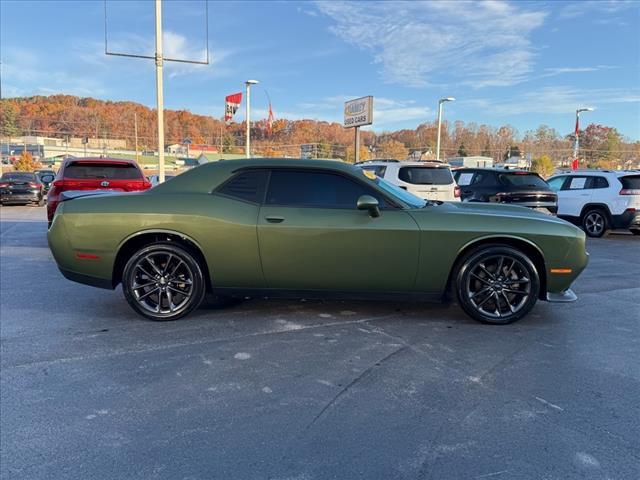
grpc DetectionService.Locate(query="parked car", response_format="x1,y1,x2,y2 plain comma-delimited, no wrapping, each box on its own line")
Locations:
0,171,45,206
148,174,175,186
48,158,588,325
546,170,640,237
453,168,557,215
35,169,56,194
47,157,151,227
356,160,460,201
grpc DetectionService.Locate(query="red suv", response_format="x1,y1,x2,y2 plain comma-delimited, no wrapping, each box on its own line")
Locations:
47,157,151,226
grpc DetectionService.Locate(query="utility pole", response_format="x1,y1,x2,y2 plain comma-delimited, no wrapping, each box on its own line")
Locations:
134,112,139,163
104,0,209,182
436,97,455,161
155,0,166,181
573,107,594,166
354,127,361,163
245,79,258,158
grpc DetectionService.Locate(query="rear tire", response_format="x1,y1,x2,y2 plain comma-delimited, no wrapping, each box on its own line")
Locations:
630,230,640,236
122,242,206,321
454,245,540,325
582,209,608,238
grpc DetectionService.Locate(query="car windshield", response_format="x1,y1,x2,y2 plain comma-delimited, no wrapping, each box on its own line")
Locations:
371,175,427,208
64,162,141,180
399,166,453,185
499,172,549,188
2,172,36,181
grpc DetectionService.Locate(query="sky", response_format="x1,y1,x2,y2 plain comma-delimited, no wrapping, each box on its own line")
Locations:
1,0,639,140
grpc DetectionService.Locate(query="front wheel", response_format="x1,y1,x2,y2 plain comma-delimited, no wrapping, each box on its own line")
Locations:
582,209,608,238
122,242,206,321
454,245,540,325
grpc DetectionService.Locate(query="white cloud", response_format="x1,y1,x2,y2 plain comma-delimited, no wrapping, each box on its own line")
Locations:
539,65,619,78
557,0,637,20
315,0,547,88
467,86,640,116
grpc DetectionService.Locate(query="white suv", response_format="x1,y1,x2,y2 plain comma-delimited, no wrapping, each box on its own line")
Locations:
546,170,640,237
356,160,460,201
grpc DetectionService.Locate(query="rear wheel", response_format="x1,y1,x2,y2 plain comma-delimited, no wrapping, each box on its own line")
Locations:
582,209,608,238
454,245,540,325
122,242,206,321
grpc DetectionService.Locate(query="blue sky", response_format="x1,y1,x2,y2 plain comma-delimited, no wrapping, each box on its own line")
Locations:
1,0,639,139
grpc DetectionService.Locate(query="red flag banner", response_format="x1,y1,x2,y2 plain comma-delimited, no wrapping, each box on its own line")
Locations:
267,102,274,136
225,92,242,122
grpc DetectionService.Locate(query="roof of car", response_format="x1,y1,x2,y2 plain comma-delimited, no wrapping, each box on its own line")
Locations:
359,160,452,168
152,158,365,194
62,157,137,165
455,167,534,173
551,169,637,177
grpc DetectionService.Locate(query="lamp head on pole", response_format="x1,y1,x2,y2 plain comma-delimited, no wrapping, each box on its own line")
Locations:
577,107,594,114
439,97,456,104
245,79,259,86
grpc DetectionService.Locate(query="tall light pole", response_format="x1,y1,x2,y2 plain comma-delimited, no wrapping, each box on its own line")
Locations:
573,107,594,162
154,0,166,182
245,79,259,158
436,97,455,161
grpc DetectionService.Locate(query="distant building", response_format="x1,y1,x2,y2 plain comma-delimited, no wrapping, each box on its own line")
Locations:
447,156,494,168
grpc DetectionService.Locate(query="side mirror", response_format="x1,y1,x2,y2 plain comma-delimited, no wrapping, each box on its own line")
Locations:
357,195,380,218
40,174,54,183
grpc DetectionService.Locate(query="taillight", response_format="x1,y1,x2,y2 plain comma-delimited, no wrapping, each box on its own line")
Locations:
52,180,65,188
620,189,640,195
29,182,42,189
0,182,8,188
454,186,461,198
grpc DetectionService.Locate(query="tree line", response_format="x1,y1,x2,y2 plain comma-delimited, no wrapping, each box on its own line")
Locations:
1,95,638,169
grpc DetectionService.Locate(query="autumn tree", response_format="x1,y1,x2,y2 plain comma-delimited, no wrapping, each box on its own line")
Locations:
531,155,554,178
378,139,408,160
345,144,370,163
13,151,42,171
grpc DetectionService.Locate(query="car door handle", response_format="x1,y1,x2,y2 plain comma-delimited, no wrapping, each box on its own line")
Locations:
265,215,285,223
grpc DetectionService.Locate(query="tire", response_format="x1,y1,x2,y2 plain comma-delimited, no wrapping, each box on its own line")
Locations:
630,230,640,236
37,196,45,207
582,209,608,238
122,242,206,321
454,245,540,325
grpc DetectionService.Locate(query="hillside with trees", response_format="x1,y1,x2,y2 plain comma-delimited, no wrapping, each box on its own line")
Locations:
1,95,638,168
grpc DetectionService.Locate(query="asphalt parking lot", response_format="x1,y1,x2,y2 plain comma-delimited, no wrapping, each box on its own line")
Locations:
1,205,639,480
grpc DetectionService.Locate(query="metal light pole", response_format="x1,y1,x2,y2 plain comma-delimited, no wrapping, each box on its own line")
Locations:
154,0,166,182
436,97,455,161
245,79,259,158
573,107,594,161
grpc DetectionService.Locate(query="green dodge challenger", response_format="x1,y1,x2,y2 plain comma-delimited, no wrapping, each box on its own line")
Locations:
48,159,588,324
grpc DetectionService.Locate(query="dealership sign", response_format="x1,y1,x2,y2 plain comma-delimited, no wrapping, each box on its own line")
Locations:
344,96,373,128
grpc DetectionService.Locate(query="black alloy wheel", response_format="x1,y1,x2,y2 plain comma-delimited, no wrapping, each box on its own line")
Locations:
582,209,608,238
455,245,540,325
122,242,206,321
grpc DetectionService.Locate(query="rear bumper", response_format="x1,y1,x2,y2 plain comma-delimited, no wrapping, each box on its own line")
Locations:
611,209,640,230
546,289,577,303
1,191,40,203
58,267,114,290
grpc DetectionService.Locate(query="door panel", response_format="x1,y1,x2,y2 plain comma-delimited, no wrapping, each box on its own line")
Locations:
257,206,420,291
558,176,592,216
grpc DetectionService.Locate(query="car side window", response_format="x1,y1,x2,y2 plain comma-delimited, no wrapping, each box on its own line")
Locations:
592,176,609,189
266,170,388,209
455,172,474,186
215,170,268,204
546,176,565,192
562,176,589,190
471,172,496,186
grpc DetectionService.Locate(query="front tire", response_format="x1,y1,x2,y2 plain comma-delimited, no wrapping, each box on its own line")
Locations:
122,242,206,321
454,245,540,325
582,209,608,238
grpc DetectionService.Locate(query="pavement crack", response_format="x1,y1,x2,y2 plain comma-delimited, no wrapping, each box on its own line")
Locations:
305,344,409,430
